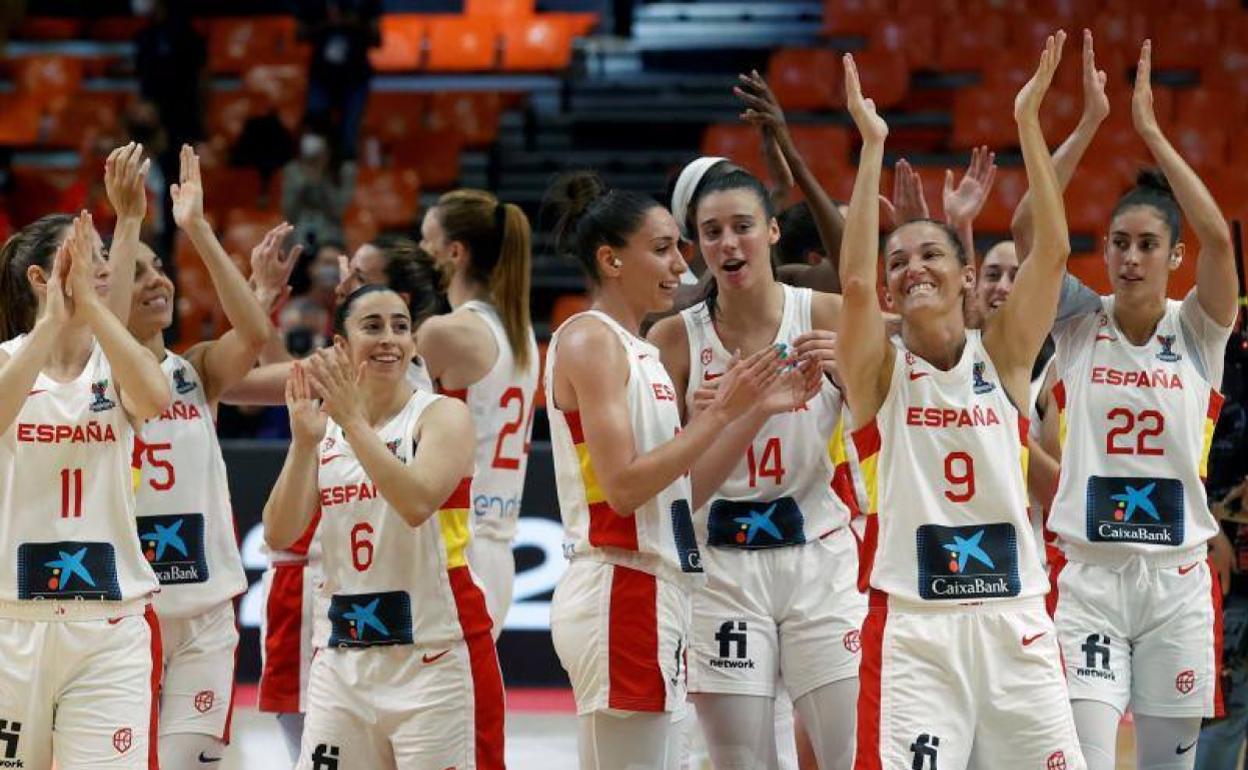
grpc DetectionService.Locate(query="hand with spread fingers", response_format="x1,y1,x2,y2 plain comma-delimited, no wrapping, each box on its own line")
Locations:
286,361,328,445
791,330,842,387
710,345,786,421
104,142,150,221
943,145,997,231
735,69,788,137
757,353,822,416
880,158,929,228
249,222,301,312
304,342,367,429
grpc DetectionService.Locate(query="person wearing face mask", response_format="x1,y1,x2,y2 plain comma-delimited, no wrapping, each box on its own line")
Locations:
263,285,500,770
840,34,1086,769
1040,41,1239,770
125,144,276,768
282,132,357,251
543,170,820,769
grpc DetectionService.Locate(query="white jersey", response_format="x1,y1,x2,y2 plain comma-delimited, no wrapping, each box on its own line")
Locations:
1048,294,1231,557
680,285,851,547
853,331,1047,603
0,336,158,618
133,352,247,618
442,301,539,543
407,359,432,391
546,311,703,584
315,390,490,648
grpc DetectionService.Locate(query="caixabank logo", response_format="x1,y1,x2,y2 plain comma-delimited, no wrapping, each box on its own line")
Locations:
706,497,805,549
915,523,1020,600
1086,476,1185,545
328,590,414,648
136,514,209,585
17,541,122,600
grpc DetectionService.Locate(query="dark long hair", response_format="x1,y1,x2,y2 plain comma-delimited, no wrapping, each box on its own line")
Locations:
0,214,73,341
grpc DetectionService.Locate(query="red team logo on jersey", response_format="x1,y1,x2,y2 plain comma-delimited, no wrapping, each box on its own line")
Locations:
843,629,861,653
1176,669,1196,694
112,727,132,754
701,347,713,365
1047,750,1067,770
194,690,215,713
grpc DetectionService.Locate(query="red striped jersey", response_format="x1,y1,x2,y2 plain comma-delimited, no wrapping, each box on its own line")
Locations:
1048,294,1231,556
853,331,1048,603
133,352,247,618
545,311,703,584
0,336,158,616
437,300,539,544
314,390,490,646
679,285,853,543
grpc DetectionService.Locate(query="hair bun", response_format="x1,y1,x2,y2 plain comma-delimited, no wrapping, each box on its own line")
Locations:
546,171,609,258
1134,167,1175,197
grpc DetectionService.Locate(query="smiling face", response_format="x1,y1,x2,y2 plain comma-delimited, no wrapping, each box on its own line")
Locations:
1105,205,1180,302
974,241,1019,320
883,221,974,320
337,289,416,379
695,188,780,291
612,205,686,314
127,242,175,339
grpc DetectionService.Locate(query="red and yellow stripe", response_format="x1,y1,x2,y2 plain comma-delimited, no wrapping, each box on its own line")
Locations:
437,476,474,569
1200,389,1225,482
851,420,882,594
564,410,639,551
828,419,862,519
1051,379,1068,450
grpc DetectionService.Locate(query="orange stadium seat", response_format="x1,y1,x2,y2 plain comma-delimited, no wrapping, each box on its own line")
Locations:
370,15,426,72
501,15,576,71
243,64,306,131
352,168,421,230
1151,10,1220,71
203,168,265,219
427,92,502,147
1172,123,1228,175
1175,87,1237,136
343,206,380,251
467,0,534,19
0,95,42,146
14,17,81,40
767,48,843,112
1202,46,1248,106
1087,11,1150,64
551,294,590,329
937,14,1007,72
950,87,1017,150
43,92,128,149
975,167,1028,233
391,129,463,189
555,13,600,36
1209,169,1248,224
787,125,851,187
208,17,304,74
1064,171,1124,235
850,50,909,109
223,209,284,267
821,0,889,36
363,92,426,145
426,17,499,72
12,56,84,109
700,124,766,178
868,15,937,72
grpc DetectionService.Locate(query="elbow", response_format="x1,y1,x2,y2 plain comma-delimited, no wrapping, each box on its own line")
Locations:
396,502,438,528
132,382,172,422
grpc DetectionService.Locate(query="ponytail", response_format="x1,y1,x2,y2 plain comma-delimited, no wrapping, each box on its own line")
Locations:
0,214,73,341
433,190,534,371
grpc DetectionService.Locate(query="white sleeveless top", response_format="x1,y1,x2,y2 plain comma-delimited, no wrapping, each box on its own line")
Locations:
442,300,539,543
679,285,852,547
546,311,703,585
853,331,1047,603
1048,294,1230,558
0,336,158,618
133,352,247,618
314,390,490,648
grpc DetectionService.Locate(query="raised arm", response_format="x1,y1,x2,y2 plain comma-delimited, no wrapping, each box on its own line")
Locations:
171,146,274,404
68,213,170,421
103,142,150,324
736,69,845,283
985,32,1070,397
263,362,324,550
1011,29,1109,259
1133,40,1237,326
836,53,894,425
0,245,72,435
249,222,302,365
942,145,997,263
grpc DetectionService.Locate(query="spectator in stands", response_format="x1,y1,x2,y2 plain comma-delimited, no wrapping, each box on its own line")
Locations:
278,295,331,358
281,131,356,252
231,108,297,199
304,239,348,314
295,0,381,161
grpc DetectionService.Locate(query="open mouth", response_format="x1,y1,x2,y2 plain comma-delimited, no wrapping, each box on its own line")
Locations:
722,258,746,273
140,295,170,310
659,279,679,291
906,281,936,297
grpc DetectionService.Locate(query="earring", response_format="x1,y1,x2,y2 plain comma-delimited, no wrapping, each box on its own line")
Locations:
611,258,623,268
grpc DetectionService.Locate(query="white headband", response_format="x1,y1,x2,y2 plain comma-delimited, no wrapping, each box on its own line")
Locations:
670,156,726,240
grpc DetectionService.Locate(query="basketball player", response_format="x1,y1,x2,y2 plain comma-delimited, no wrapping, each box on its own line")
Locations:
544,170,819,769
417,190,538,634
0,147,172,768
126,144,275,767
648,158,864,769
839,36,1087,769
263,285,503,769
1044,41,1239,770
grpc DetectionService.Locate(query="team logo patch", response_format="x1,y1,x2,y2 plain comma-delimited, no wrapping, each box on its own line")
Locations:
328,590,414,648
385,438,403,458
194,690,215,713
172,366,197,394
910,733,939,769
89,379,116,412
1085,476,1185,545
0,719,21,762
915,523,1020,600
1156,334,1182,363
707,497,806,549
1176,669,1196,695
670,498,703,572
700,347,713,365
311,744,340,770
1047,751,1068,770
1077,633,1115,681
17,541,122,600
710,620,754,670
136,514,209,585
843,629,861,653
112,727,132,755
971,361,996,394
